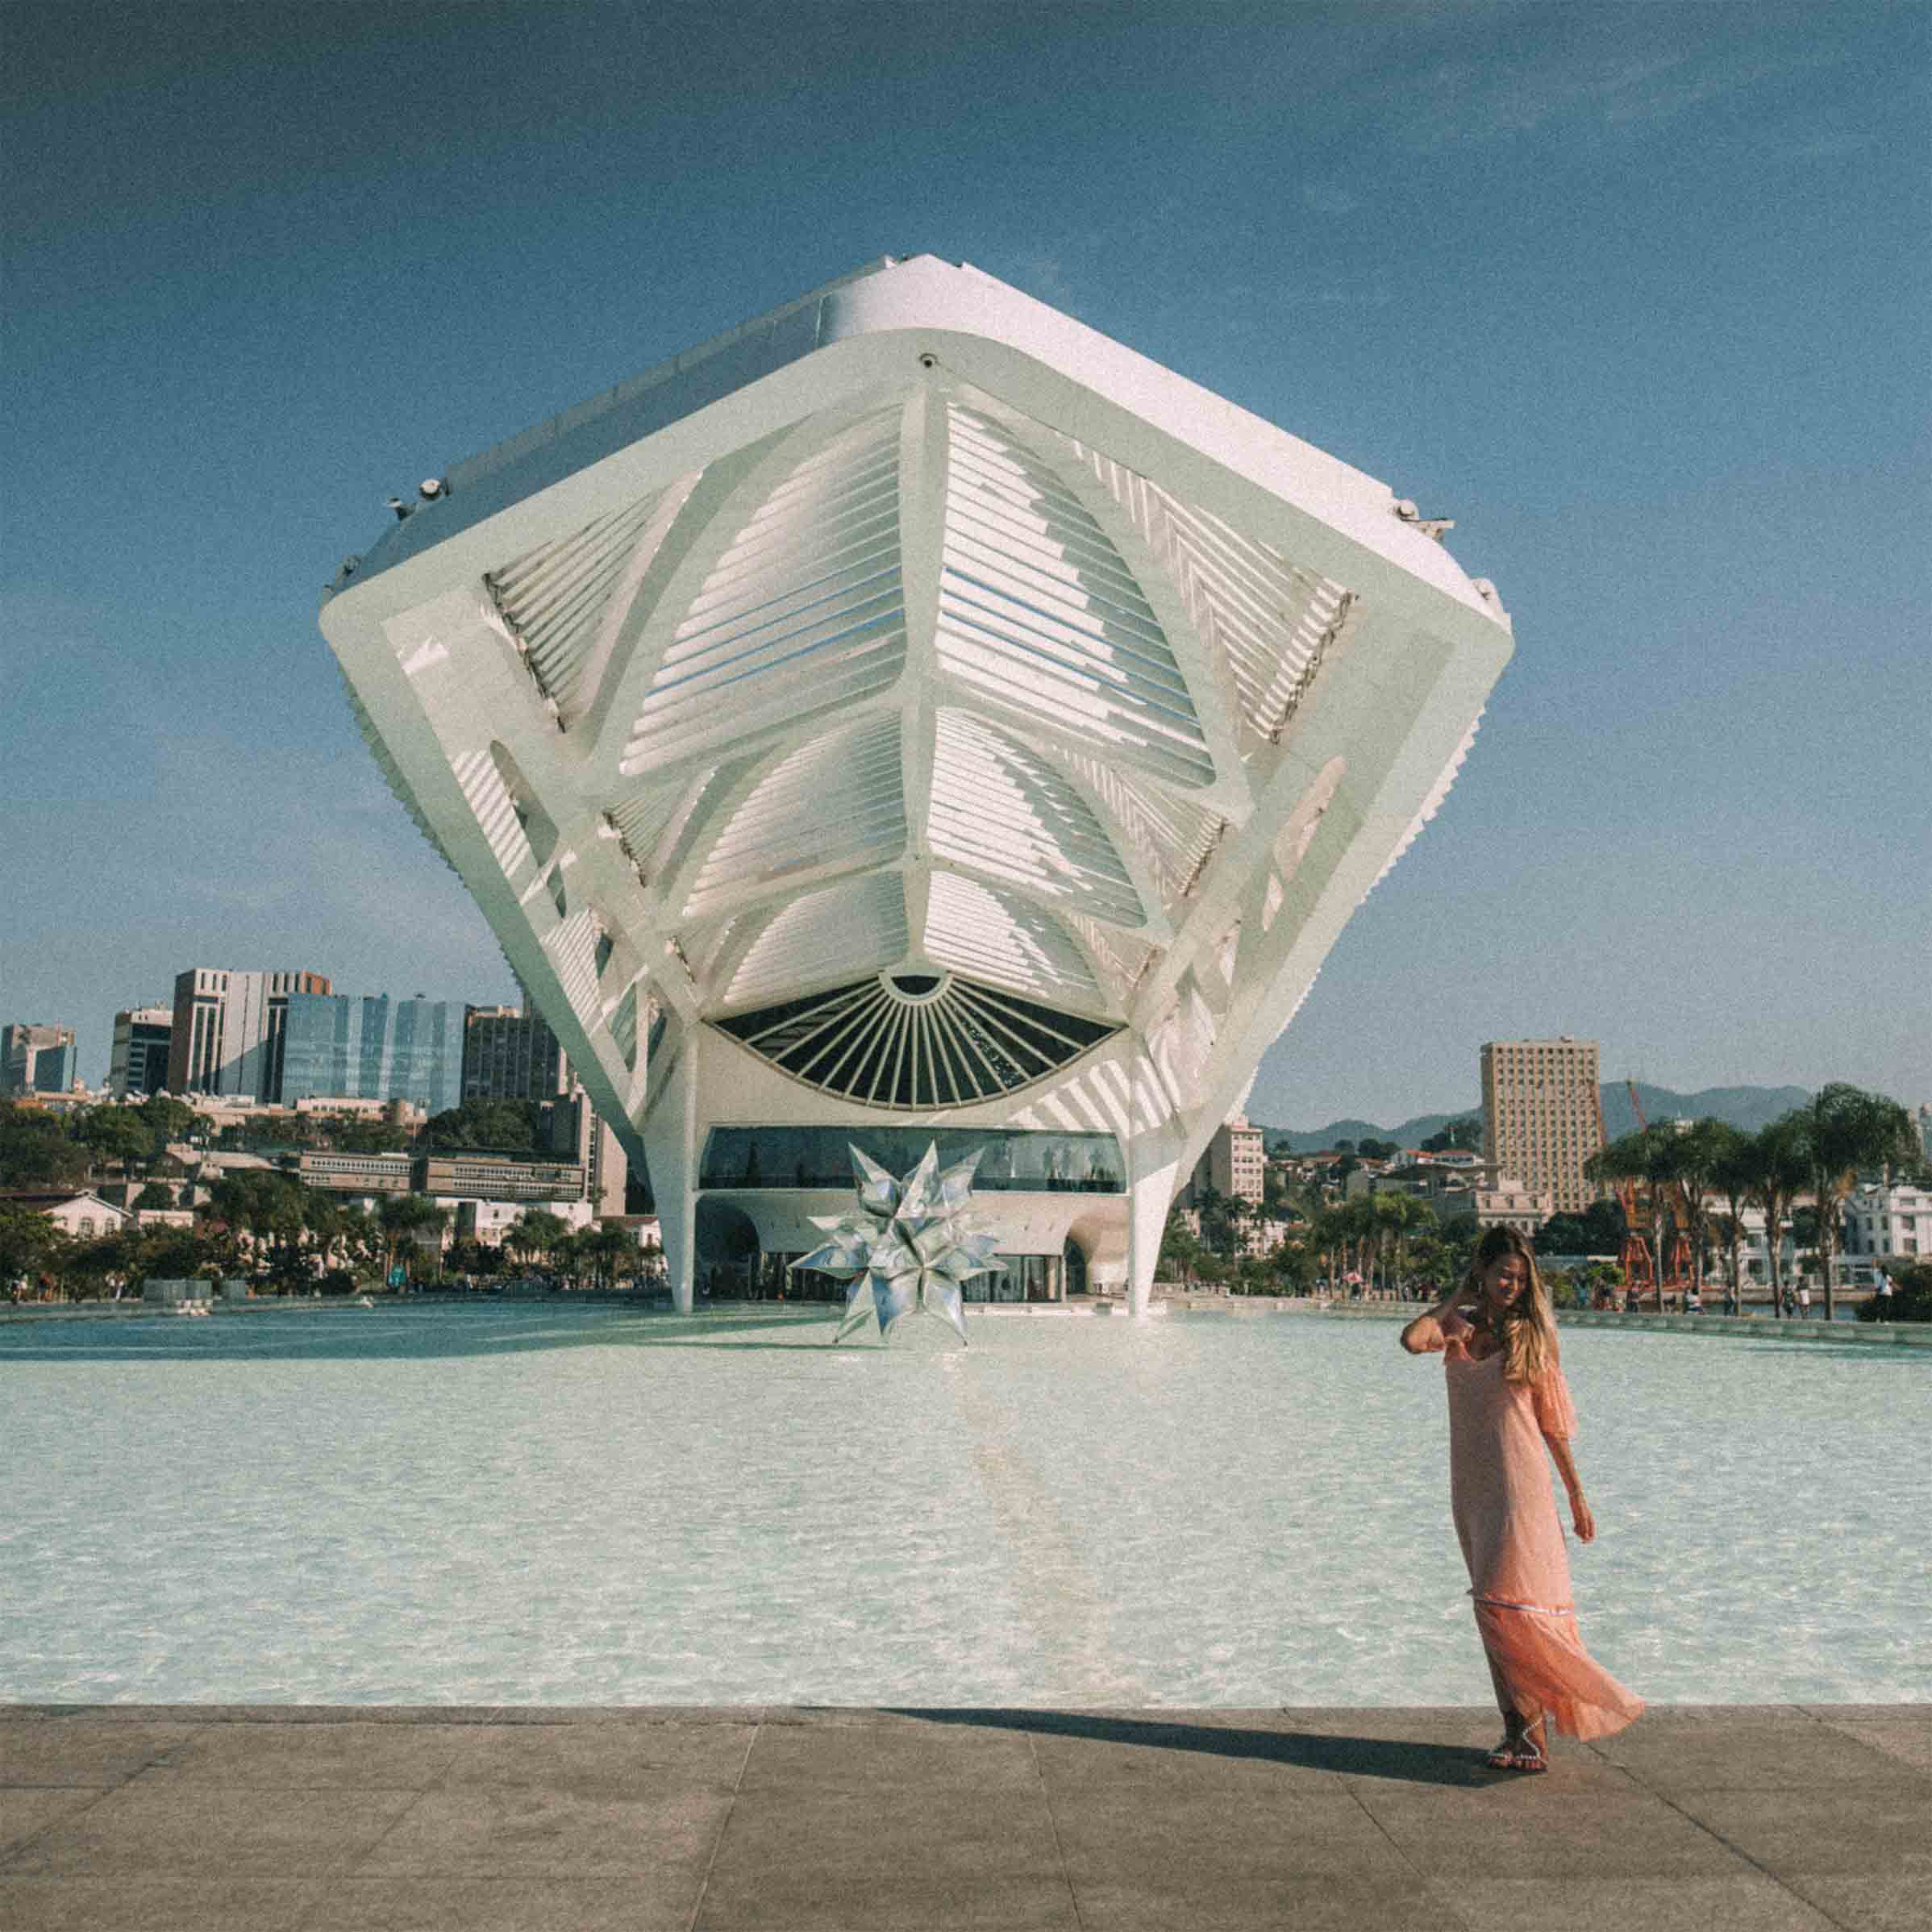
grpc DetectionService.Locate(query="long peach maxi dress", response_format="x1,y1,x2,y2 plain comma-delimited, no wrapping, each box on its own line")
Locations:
1440,1310,1643,1739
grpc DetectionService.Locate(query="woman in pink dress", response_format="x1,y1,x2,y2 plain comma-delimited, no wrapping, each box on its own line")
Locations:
1401,1226,1643,1771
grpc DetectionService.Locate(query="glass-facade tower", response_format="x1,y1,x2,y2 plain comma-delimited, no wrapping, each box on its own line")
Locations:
281,994,462,1115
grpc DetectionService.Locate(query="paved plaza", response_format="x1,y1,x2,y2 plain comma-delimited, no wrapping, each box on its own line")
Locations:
2,1702,1926,1930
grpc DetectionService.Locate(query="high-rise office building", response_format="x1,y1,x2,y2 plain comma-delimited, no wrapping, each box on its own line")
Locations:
108,1007,174,1097
165,968,332,1100
461,1002,568,1101
2,1022,77,1097
280,993,464,1115
1480,1038,1603,1218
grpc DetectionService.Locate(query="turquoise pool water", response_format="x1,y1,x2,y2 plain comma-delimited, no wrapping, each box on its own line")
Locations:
2,1305,1925,1705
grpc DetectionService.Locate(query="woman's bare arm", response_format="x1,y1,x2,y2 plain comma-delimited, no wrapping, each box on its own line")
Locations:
1544,1434,1596,1542
1400,1285,1471,1354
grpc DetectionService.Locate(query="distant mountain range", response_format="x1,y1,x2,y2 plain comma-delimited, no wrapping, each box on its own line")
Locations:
1261,1083,1817,1155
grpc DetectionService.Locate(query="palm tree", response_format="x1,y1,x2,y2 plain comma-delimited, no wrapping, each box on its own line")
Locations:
1787,1085,1917,1320
1304,1202,1348,1293
585,1222,635,1291
331,1201,382,1281
505,1208,568,1273
1742,1117,1810,1318
1655,1118,1734,1293
1707,1214,1744,1304
1158,1208,1204,1287
1334,1193,1379,1293
1705,1122,1755,1304
378,1193,450,1286
1193,1183,1239,1264
206,1170,309,1289
1586,1129,1670,1307
1223,1193,1258,1267
1370,1191,1435,1297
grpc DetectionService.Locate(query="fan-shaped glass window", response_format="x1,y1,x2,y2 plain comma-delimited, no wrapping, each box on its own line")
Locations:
712,972,1118,1108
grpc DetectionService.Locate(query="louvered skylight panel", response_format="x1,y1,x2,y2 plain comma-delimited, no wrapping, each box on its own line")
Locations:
1068,913,1159,1001
928,711,1143,929
678,910,744,990
485,489,666,720
544,906,606,1027
1056,749,1228,912
622,411,906,772
602,774,689,885
1071,449,1350,743
726,872,910,1010
1160,498,1347,743
609,981,640,1071
922,871,1097,1007
936,409,1215,791
452,745,539,881
684,714,906,922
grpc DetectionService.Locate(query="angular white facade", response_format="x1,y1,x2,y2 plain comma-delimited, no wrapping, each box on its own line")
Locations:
320,256,1512,1314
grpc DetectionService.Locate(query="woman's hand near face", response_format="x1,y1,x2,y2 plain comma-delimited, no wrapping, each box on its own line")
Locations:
1399,1286,1471,1353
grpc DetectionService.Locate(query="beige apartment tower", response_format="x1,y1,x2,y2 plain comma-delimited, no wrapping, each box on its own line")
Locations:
1480,1038,1603,1218
1182,1114,1267,1209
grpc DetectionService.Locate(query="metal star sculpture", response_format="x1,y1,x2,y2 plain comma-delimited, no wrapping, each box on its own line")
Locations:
791,1143,1001,1346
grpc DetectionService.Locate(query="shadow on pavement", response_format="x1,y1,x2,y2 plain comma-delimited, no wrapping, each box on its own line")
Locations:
891,1707,1488,1787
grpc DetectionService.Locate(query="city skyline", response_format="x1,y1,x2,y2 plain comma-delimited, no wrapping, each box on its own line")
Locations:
5,2,1927,1124
10,967,1915,1142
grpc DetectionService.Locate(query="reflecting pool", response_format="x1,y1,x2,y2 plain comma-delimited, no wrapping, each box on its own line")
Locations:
2,1306,1925,1705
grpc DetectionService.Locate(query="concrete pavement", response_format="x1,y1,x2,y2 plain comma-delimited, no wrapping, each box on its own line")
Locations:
2,1702,1926,1930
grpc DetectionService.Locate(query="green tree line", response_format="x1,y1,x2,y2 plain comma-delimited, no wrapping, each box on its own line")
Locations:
1162,1083,1922,1318
2,1097,646,1303
1584,1083,1920,1321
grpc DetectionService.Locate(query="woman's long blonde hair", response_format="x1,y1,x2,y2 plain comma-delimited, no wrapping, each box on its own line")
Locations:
1466,1226,1558,1385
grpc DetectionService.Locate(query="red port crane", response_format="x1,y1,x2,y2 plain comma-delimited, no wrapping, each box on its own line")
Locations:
1597,1082,1655,1306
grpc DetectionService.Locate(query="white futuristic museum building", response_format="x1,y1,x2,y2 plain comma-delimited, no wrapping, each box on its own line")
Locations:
320,256,1512,1316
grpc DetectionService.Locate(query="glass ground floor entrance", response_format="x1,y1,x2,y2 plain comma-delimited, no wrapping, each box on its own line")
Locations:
720,1244,1079,1304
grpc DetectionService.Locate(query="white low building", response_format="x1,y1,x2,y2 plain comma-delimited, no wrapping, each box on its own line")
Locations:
1839,1182,1932,1265
452,1197,596,1246
2,1192,131,1239
321,256,1513,1314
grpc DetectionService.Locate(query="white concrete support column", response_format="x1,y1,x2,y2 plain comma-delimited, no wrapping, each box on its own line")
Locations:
640,1026,702,1314
1125,1154,1180,1318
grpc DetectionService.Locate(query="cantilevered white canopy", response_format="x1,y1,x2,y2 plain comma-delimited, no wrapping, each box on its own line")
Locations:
322,256,1511,1304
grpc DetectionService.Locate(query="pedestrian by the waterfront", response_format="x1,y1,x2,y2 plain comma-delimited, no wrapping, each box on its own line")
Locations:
1876,1270,1892,1319
1781,1286,1796,1318
1400,1226,1643,1772
1798,1283,1813,1319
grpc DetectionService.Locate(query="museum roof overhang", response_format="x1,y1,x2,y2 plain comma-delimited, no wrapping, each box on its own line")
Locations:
321,255,1513,1154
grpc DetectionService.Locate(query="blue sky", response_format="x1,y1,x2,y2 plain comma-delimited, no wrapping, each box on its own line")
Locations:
4,1,1927,1127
